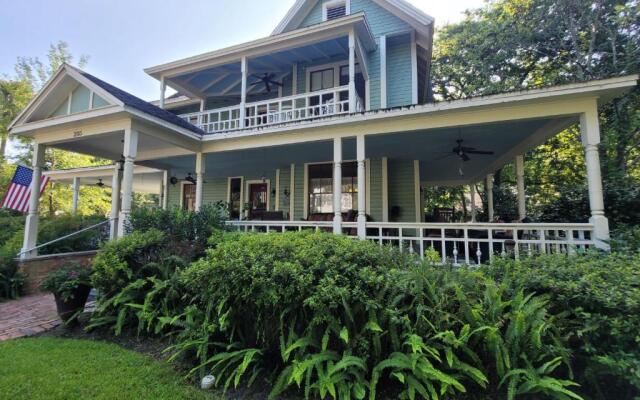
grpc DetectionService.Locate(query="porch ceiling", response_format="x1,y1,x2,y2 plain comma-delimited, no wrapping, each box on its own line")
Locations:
169,36,350,98
138,115,577,185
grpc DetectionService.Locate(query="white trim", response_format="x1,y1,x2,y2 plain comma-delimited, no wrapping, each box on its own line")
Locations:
382,157,388,222
413,160,421,223
88,90,94,110
323,0,348,22
410,30,418,105
305,60,353,93
365,158,371,215
162,170,169,210
245,179,271,211
379,35,387,109
290,164,295,220
303,163,309,219
275,169,280,211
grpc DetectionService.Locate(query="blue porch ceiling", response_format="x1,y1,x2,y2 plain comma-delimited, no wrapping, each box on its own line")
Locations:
139,116,575,185
170,36,350,98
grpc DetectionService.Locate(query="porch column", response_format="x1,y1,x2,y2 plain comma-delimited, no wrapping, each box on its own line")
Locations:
381,157,389,222
20,143,46,260
110,161,123,240
486,174,494,222
117,128,138,237
470,183,477,223
515,155,526,220
162,170,169,210
239,57,247,128
348,30,356,112
580,103,609,249
414,160,422,222
356,135,366,239
195,152,205,212
71,177,80,215
159,76,166,109
380,35,387,109
333,138,343,234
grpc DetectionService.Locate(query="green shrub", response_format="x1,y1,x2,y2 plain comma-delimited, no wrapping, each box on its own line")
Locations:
0,246,23,300
40,263,92,301
167,232,578,399
481,252,640,399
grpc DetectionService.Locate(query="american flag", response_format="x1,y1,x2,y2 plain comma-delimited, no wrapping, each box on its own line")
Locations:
1,165,50,213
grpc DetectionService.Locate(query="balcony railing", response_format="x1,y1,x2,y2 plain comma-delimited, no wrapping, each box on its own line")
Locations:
226,220,596,266
180,85,364,134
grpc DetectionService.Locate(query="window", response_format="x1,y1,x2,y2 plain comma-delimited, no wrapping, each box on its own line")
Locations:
323,1,347,21
228,178,242,219
310,68,334,92
308,162,357,214
182,183,196,211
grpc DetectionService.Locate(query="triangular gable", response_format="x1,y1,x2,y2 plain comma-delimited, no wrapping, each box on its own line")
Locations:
272,0,434,36
9,64,123,128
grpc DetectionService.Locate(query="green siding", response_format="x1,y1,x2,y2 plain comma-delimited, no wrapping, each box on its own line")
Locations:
368,158,383,221
388,159,415,222
278,168,292,216
294,164,305,220
299,0,325,27
202,178,227,204
386,34,412,107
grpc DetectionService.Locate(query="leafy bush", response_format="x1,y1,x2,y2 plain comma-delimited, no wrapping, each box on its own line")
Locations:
481,252,640,399
40,262,92,301
127,203,228,258
165,232,578,399
0,246,23,300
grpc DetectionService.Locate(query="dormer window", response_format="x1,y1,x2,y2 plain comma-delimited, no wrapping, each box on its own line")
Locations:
323,0,348,21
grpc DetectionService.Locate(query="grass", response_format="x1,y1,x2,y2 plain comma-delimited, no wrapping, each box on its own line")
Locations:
0,337,220,400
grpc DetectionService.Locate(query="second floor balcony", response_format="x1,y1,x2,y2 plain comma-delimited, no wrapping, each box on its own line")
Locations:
180,85,364,134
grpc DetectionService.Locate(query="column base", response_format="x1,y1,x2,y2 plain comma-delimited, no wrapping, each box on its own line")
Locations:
590,214,610,250
357,215,366,239
109,217,119,240
20,213,40,260
117,211,131,238
333,215,343,235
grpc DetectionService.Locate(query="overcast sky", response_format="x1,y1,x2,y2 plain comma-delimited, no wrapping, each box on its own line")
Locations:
0,0,482,102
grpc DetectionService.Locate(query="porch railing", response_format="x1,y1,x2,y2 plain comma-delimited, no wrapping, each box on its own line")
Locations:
180,85,364,134
226,220,596,266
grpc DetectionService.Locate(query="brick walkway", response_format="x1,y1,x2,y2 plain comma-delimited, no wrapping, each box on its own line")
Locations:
0,294,60,341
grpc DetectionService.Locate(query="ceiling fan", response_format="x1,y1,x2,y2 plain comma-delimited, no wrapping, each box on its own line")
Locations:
452,139,494,162
94,179,105,188
249,73,283,93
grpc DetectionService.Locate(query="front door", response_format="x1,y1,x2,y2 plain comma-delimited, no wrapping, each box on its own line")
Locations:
248,183,268,218
182,184,196,211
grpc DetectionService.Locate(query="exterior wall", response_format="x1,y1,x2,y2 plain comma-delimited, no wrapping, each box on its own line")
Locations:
368,158,383,221
387,158,416,222
295,0,414,110
294,163,306,219
17,251,96,295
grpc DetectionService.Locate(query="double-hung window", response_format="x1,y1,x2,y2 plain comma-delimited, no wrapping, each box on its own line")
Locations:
308,162,358,214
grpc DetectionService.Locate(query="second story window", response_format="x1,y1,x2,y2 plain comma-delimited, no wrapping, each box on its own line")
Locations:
323,0,347,21
310,68,335,92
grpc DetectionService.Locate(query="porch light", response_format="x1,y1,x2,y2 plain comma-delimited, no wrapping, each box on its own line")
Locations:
283,188,290,198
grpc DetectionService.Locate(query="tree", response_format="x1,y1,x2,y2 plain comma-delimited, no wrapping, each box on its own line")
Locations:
0,80,32,159
430,0,640,226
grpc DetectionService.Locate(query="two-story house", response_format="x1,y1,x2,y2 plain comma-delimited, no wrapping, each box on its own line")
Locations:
9,0,639,263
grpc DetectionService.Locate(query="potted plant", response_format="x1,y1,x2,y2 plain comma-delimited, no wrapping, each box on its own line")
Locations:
40,263,92,323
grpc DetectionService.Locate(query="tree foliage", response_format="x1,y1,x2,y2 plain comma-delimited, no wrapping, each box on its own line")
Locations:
430,0,640,226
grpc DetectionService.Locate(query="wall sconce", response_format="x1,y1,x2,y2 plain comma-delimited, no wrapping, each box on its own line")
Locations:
283,187,290,198
271,188,276,197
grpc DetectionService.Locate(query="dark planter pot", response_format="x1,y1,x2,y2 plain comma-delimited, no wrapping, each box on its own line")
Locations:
54,285,91,323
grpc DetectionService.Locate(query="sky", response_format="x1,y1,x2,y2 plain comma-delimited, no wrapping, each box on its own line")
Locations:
0,0,481,102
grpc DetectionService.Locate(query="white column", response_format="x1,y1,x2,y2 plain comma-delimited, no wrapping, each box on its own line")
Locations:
486,174,494,222
162,170,169,210
159,77,166,109
382,157,389,222
195,152,205,212
410,30,418,105
289,163,295,221
117,128,138,237
275,169,280,211
580,104,610,249
239,57,247,128
71,177,80,215
379,35,387,109
515,155,526,220
348,30,356,112
333,138,343,234
356,135,366,239
110,161,123,240
414,160,422,222
470,183,477,223
20,143,45,259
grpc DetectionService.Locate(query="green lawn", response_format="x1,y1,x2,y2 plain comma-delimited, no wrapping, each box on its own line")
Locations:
0,337,220,400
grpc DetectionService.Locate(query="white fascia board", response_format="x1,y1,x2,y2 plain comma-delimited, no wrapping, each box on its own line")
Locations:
10,105,124,136
145,13,374,79
124,106,203,143
201,75,638,142
45,164,161,180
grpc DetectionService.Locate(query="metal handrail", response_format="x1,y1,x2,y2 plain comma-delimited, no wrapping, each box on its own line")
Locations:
16,218,114,257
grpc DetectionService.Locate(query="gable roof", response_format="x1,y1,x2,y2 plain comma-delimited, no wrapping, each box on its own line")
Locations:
9,64,204,136
272,0,434,36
